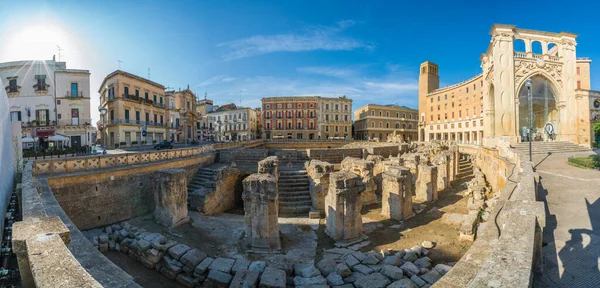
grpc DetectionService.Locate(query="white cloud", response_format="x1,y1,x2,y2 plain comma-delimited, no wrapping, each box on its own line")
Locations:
217,20,373,61
296,66,356,78
195,75,237,87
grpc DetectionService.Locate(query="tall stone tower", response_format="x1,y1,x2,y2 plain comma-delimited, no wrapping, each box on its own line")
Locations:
418,62,439,140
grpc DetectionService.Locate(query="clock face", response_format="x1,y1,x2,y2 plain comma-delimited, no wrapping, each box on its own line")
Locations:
594,99,600,109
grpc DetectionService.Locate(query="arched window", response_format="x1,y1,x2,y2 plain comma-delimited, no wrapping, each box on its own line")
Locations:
395,123,400,129
531,41,543,54
396,113,399,118
409,114,412,119
371,121,374,128
386,122,390,128
514,39,526,52
402,113,406,118
379,122,382,128
386,112,389,117
408,124,412,129
402,123,407,129
371,111,375,116
379,111,382,116
547,43,559,56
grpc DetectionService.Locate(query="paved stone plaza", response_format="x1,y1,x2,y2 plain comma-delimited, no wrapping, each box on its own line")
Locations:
534,151,600,287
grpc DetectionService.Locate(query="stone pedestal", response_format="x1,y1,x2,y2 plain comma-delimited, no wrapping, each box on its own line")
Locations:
242,173,281,252
444,151,456,184
381,166,413,221
341,157,377,206
325,171,365,242
415,165,438,202
305,160,334,214
401,153,420,196
432,154,449,192
153,168,189,227
258,156,279,177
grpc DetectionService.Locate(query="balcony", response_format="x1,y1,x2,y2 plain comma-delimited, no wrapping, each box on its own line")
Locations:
21,120,56,128
108,118,166,127
57,118,92,127
122,94,165,108
64,91,85,98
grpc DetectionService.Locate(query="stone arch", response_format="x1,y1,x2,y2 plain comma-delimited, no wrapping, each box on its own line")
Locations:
516,74,560,141
515,70,562,98
531,41,543,54
514,38,526,52
395,123,400,129
547,43,559,57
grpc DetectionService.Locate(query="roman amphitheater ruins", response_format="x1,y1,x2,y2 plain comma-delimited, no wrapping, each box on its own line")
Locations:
7,24,600,288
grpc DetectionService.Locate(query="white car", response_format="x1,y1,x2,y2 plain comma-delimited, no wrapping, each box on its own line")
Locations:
91,146,107,155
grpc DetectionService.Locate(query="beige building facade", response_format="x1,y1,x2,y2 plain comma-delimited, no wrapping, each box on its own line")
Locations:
419,24,597,147
318,96,353,140
353,104,418,141
98,70,167,148
165,88,197,143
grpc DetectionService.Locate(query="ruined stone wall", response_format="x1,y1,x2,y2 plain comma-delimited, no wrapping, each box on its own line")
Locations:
201,167,245,216
264,140,350,149
305,160,334,213
472,148,510,193
307,148,363,163
218,149,268,164
47,154,216,230
365,145,400,158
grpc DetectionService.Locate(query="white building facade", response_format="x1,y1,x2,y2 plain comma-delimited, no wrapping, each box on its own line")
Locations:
1,59,91,148
208,105,257,141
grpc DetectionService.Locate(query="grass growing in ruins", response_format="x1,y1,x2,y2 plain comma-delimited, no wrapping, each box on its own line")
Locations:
567,155,600,169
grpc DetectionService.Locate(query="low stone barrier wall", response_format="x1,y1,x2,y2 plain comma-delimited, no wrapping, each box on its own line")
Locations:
32,140,262,175
218,149,268,164
365,145,400,157
433,144,545,288
13,162,139,287
307,148,363,163
264,139,352,149
46,153,215,230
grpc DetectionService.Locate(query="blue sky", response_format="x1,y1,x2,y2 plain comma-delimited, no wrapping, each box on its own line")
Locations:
1,0,600,123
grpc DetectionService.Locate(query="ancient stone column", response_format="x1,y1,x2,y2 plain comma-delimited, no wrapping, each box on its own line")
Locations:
433,153,449,192
444,150,456,184
325,171,365,242
367,155,385,198
153,168,189,227
381,166,413,221
341,157,377,206
401,153,420,196
415,164,438,202
305,160,334,214
242,173,281,251
258,156,279,178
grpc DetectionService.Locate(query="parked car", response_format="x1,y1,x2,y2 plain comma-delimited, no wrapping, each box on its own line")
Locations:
91,146,107,155
154,141,174,150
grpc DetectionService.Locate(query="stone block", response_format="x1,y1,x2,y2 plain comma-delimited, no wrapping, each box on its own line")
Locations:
295,263,321,278
232,258,251,275
382,264,405,280
432,264,452,276
400,262,420,277
419,270,441,285
415,165,438,202
343,271,365,283
209,257,236,274
382,255,402,266
325,171,365,242
343,254,360,267
335,263,352,277
413,257,431,269
249,261,266,273
381,165,413,221
205,269,232,287
306,160,334,213
259,267,286,288
242,173,281,251
194,257,214,275
293,275,327,286
352,264,374,275
230,269,259,288
340,157,377,206
410,275,426,287
176,273,199,288
326,272,345,286
153,168,189,227
388,278,417,288
257,156,279,175
354,272,391,288
168,244,191,260
180,248,207,268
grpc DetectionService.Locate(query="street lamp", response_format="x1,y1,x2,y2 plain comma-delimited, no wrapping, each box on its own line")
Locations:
525,78,533,162
183,117,187,147
98,106,107,148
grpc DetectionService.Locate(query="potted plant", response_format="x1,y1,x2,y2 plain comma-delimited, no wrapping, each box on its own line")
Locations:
31,120,39,126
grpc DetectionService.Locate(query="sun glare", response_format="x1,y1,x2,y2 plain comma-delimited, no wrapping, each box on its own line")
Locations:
1,21,74,62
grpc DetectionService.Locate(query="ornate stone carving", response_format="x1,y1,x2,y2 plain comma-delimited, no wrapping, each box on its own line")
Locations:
514,59,563,93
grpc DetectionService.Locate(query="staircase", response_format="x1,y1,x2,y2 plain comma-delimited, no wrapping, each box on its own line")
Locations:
187,168,218,210
512,141,590,155
278,170,312,216
456,155,474,181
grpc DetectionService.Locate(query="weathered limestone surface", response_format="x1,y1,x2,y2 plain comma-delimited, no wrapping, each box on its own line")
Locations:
415,163,438,202
305,160,334,214
367,155,385,197
432,153,449,192
258,156,279,176
400,153,420,196
325,171,365,242
194,167,244,216
340,157,377,206
153,168,189,227
381,166,413,221
242,173,281,251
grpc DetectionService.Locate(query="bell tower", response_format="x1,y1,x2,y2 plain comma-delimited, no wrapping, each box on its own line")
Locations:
418,61,439,123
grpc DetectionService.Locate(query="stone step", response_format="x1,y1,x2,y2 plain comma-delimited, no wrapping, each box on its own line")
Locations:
279,191,310,197
279,186,309,192
279,205,311,215
279,195,312,202
278,181,308,186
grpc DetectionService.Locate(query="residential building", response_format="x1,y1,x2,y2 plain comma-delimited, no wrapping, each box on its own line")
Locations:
196,97,214,140
2,59,92,148
261,96,352,140
165,87,197,143
318,96,353,139
418,24,598,147
98,70,167,148
353,104,418,141
209,103,257,141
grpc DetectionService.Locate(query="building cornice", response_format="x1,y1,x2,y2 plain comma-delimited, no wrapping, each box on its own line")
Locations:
98,70,165,93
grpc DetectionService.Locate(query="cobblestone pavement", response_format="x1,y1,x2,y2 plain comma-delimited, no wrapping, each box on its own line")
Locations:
533,151,600,287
